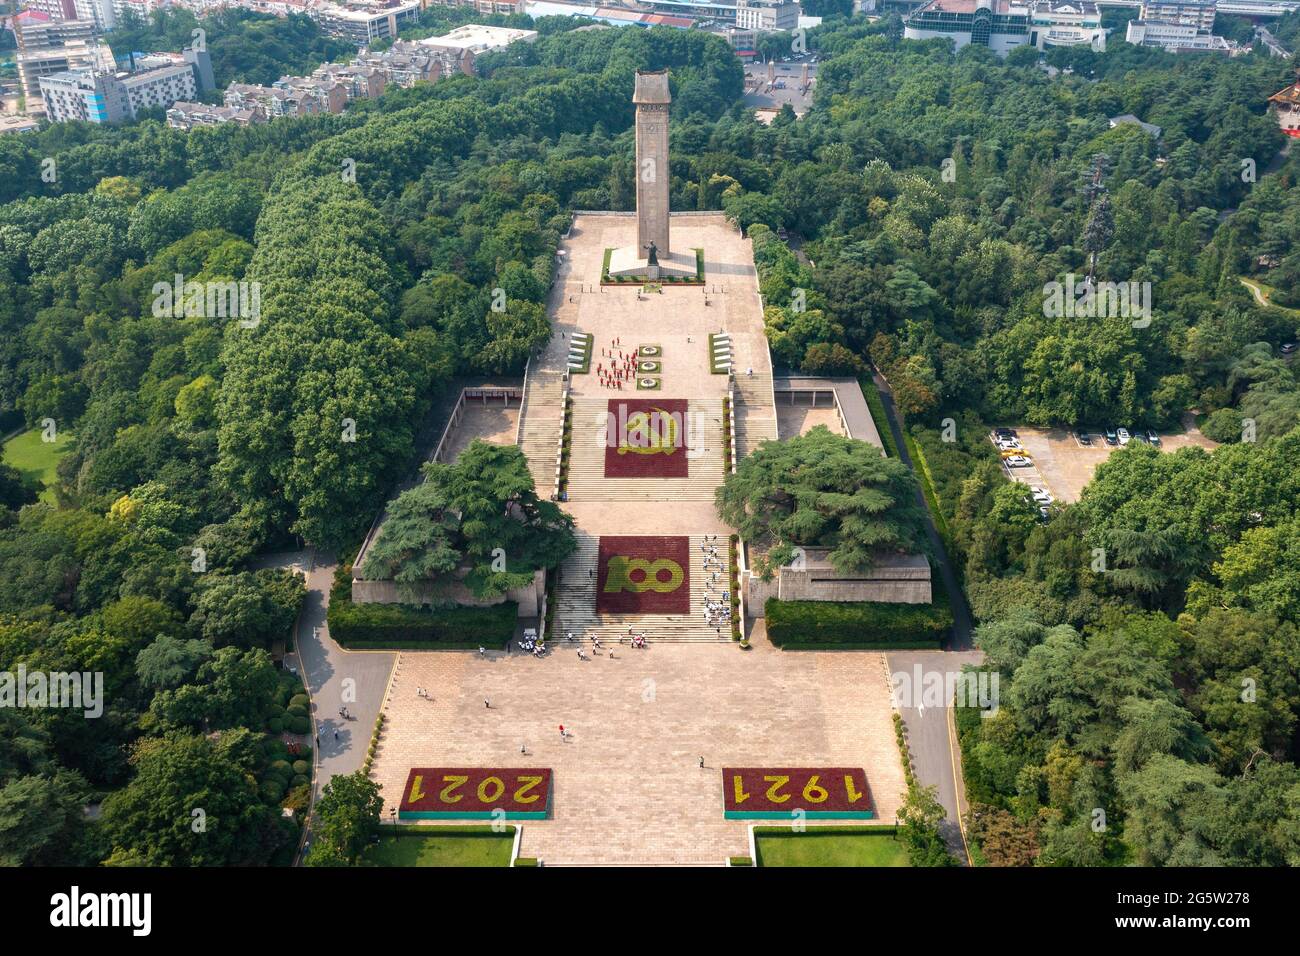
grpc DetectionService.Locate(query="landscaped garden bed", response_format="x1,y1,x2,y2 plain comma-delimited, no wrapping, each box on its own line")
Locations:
754,826,909,867
328,562,518,649
600,247,706,285
765,595,952,649
360,825,515,867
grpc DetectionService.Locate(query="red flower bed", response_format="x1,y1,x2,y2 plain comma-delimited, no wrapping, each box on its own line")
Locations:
596,535,691,614
604,398,690,478
722,767,875,817
399,768,553,817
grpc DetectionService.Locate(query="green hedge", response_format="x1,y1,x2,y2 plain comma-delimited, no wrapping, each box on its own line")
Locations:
766,597,951,648
860,377,901,458
328,564,518,648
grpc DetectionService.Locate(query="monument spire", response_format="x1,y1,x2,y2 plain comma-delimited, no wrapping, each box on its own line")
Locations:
633,70,671,260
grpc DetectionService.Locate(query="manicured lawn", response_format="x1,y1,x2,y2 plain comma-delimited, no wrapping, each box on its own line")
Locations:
360,826,514,867
3,427,72,503
755,827,910,867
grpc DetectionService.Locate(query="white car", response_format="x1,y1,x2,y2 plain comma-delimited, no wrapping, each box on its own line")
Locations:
996,439,1022,451
1031,489,1052,504
1116,427,1131,445
1005,455,1033,468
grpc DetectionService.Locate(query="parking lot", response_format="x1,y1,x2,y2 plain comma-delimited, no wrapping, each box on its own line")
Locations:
992,421,1219,505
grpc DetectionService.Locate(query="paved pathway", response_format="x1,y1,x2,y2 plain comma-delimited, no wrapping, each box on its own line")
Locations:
869,373,984,862
886,650,983,863
284,553,395,805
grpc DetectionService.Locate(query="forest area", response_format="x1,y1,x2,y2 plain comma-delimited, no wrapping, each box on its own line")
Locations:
0,9,1298,866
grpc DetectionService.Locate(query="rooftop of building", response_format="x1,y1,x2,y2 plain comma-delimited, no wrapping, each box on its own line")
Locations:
909,0,1026,14
1270,79,1300,104
1108,113,1163,137
315,0,420,20
420,24,539,49
1031,0,1098,12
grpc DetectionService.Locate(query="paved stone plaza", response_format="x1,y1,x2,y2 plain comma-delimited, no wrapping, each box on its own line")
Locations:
371,637,906,864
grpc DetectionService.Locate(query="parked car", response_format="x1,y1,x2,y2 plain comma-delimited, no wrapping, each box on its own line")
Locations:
1104,427,1118,445
1117,427,1131,446
1039,505,1051,520
1145,429,1160,446
997,439,1022,451
994,427,1017,439
1282,343,1297,355
1031,488,1052,504
1075,429,1092,446
1005,455,1033,467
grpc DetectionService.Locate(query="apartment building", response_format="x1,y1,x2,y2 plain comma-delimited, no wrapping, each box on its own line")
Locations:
311,61,387,99
312,2,421,44
37,69,130,122
38,61,197,122
225,81,326,118
272,74,348,113
167,100,266,130
1125,18,1234,51
112,0,170,22
1138,0,1216,30
14,12,115,101
734,0,800,32
422,0,523,15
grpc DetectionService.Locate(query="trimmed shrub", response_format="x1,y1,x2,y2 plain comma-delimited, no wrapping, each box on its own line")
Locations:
267,717,286,735
292,760,309,776
289,694,309,708
291,774,310,789
765,597,951,648
327,563,518,647
260,779,286,802
288,715,311,735
286,704,308,720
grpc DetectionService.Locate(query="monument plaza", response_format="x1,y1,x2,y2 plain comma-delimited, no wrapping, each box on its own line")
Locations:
366,72,907,864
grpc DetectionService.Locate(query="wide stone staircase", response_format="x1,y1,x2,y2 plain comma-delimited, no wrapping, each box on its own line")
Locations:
518,367,567,493
551,533,734,643
733,366,779,459
565,396,727,501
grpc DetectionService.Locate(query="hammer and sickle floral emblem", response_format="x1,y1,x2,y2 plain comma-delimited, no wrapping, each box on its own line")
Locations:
618,407,679,456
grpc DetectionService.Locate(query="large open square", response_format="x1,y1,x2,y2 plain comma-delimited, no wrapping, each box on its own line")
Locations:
369,638,906,865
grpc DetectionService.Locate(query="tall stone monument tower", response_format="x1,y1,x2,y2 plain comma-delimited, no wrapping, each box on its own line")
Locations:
608,69,692,280
633,70,671,261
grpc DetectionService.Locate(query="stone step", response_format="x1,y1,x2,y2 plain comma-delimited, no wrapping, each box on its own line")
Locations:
553,535,734,642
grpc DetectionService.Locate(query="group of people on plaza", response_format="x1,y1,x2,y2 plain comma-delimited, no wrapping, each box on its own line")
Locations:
597,337,637,389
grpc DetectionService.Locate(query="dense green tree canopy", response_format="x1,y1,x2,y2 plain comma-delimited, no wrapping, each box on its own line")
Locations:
362,440,575,599
716,426,927,576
